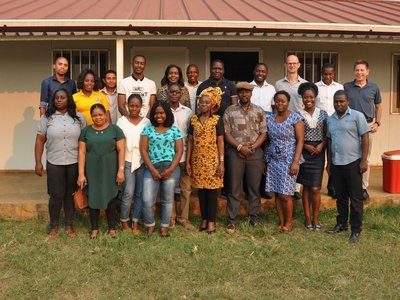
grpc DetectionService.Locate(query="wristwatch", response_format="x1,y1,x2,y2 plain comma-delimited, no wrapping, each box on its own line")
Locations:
375,121,381,126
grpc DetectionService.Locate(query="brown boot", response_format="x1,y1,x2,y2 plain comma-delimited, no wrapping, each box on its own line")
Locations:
132,221,141,235
121,221,132,233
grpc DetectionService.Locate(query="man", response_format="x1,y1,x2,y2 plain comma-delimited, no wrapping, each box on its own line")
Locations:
168,84,194,230
223,82,267,234
275,54,307,199
184,64,202,111
196,59,238,116
326,90,370,242
39,56,77,116
249,62,275,200
315,63,344,198
117,55,157,118
250,63,276,115
100,70,118,124
344,59,382,200
275,54,307,114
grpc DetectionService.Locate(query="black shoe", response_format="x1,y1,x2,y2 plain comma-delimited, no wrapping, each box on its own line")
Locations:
349,232,360,243
327,188,337,199
207,229,216,235
326,224,348,234
249,216,260,226
261,191,272,199
362,189,369,201
294,192,302,200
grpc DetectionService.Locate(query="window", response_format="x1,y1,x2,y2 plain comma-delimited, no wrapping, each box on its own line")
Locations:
52,49,110,80
286,51,339,83
391,54,400,114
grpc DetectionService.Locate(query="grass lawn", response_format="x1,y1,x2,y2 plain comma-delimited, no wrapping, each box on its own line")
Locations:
1,206,400,299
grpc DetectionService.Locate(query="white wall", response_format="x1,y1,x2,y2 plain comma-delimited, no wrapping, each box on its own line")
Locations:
1,39,399,169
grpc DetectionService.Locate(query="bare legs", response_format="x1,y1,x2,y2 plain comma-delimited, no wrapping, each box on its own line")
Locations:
275,193,293,232
302,186,321,229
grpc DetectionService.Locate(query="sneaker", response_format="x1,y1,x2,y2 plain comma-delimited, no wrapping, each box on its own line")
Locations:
349,232,360,243
226,223,236,235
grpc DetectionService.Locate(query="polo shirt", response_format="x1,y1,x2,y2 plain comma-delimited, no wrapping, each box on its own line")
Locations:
100,87,118,124
171,103,193,162
249,80,276,114
223,102,267,147
117,75,157,117
327,107,370,166
73,90,110,125
196,77,237,116
275,76,307,113
184,81,202,111
315,80,344,116
344,80,382,120
39,75,77,109
37,111,86,165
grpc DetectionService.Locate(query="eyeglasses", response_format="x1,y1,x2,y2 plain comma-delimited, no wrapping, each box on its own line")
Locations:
168,90,181,94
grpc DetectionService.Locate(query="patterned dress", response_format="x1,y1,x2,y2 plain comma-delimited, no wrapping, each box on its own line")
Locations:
189,114,224,189
265,112,304,195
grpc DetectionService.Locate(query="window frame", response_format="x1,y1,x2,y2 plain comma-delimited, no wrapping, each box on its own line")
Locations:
391,53,400,115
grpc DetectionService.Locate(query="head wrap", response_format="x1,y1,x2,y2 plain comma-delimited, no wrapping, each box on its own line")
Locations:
199,87,223,113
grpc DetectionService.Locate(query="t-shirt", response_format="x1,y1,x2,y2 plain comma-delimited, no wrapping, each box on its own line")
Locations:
141,125,183,164
117,76,157,117
73,90,110,125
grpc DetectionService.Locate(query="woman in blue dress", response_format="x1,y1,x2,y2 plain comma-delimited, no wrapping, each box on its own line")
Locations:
297,82,328,231
265,90,304,232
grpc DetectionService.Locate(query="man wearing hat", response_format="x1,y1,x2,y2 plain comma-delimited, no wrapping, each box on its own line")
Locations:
223,82,267,234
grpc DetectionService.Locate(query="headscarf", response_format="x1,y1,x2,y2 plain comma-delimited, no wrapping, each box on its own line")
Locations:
199,87,223,113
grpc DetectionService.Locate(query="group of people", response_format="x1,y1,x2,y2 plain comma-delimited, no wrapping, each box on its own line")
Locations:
34,53,381,243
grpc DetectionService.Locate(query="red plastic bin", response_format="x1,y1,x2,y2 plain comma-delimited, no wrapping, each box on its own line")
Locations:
382,150,400,193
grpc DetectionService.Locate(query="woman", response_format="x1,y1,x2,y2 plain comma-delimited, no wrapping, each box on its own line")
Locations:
156,64,190,108
73,69,110,125
140,101,183,237
297,83,328,231
34,88,86,239
116,94,150,234
265,90,304,232
186,87,224,234
77,104,125,239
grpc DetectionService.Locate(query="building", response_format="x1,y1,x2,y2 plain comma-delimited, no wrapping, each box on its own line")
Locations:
1,0,400,169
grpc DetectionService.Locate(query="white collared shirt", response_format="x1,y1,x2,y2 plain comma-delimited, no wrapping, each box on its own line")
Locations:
249,80,276,113
315,80,344,116
171,103,193,162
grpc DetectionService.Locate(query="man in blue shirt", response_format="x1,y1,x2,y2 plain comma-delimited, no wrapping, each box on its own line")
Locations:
344,59,381,200
39,57,77,116
326,90,370,243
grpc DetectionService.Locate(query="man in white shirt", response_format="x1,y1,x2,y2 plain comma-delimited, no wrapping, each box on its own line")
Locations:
315,63,343,198
250,63,276,115
100,70,118,124
168,83,195,230
184,64,202,111
315,63,343,117
118,55,157,118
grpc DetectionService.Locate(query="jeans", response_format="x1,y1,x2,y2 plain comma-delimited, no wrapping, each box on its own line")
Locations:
171,162,192,222
142,161,180,228
46,161,77,228
120,162,145,222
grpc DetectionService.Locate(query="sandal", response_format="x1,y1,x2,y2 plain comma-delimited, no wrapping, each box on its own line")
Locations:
314,224,321,231
108,229,117,239
65,226,77,238
48,228,58,239
90,230,99,239
305,224,314,231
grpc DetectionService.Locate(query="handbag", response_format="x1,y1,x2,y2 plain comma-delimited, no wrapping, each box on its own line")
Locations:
73,188,88,209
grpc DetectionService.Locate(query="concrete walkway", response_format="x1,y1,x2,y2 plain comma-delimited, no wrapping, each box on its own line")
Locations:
0,167,399,220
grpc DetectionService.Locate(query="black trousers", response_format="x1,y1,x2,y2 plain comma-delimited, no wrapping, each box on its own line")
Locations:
46,161,77,228
333,159,364,233
89,198,119,230
198,189,218,222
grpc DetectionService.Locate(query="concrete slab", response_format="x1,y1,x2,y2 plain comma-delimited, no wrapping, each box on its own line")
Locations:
0,167,399,220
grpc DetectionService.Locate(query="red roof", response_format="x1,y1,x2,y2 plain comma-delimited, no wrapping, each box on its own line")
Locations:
1,0,399,25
